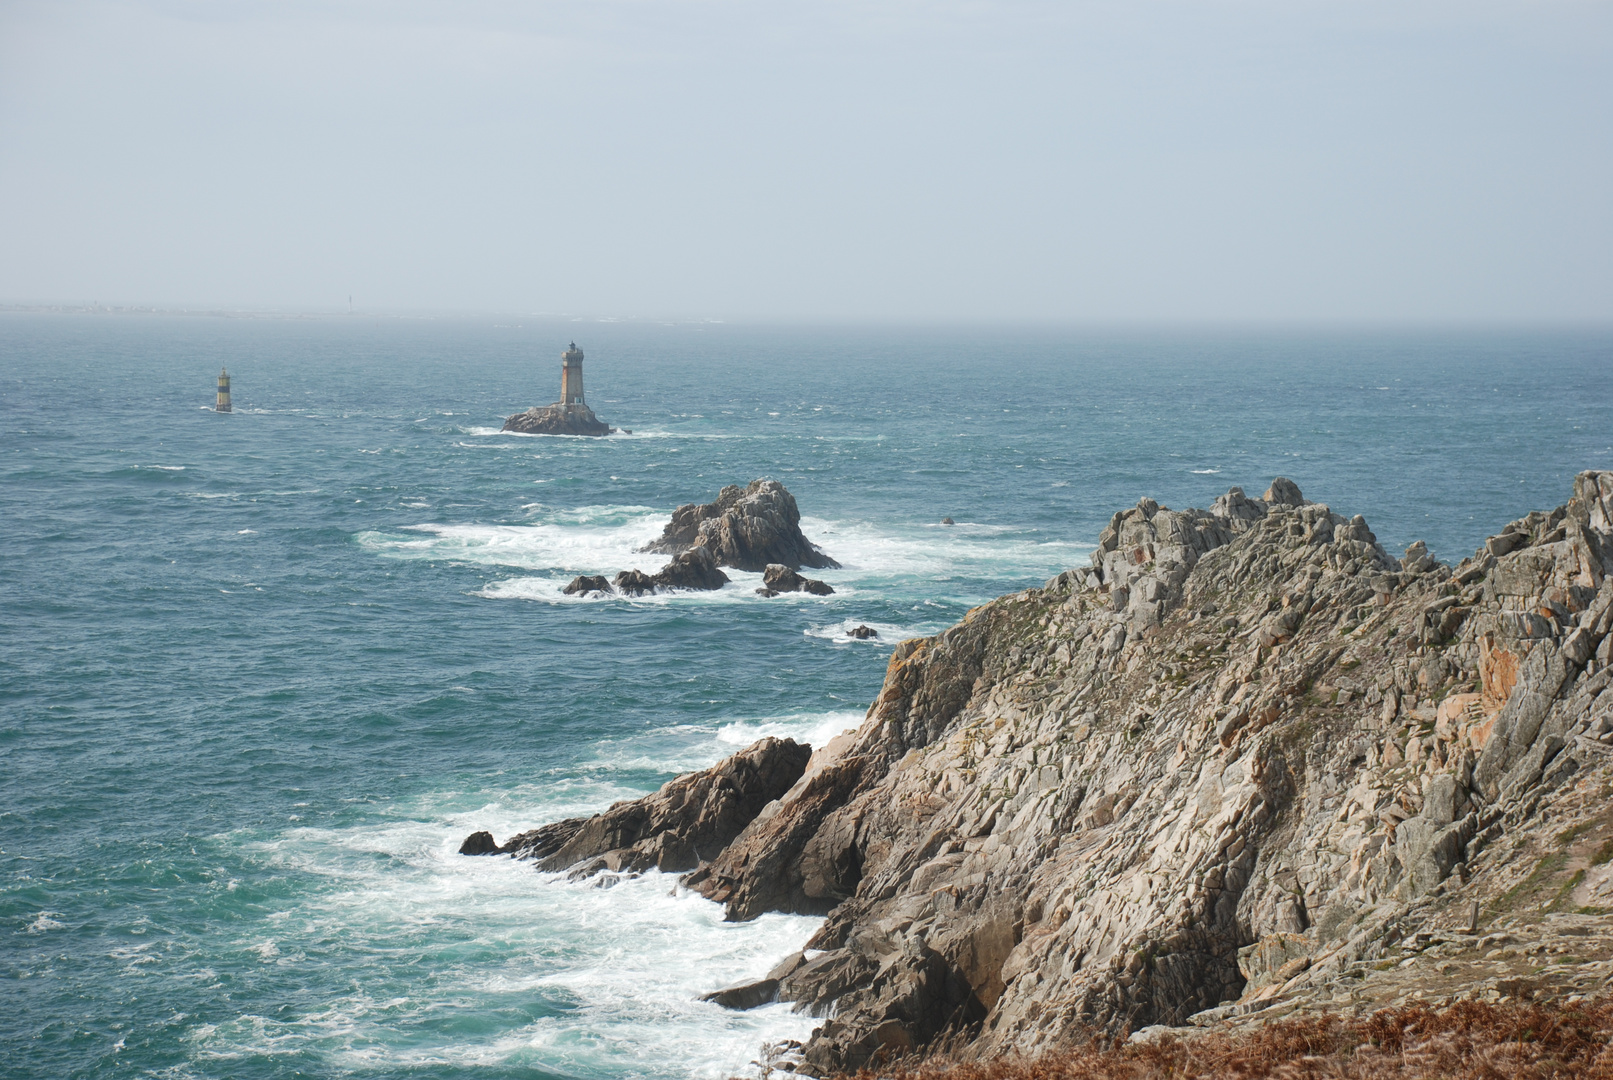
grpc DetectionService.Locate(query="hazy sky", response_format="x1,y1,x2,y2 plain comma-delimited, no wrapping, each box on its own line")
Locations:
1,1,1609,321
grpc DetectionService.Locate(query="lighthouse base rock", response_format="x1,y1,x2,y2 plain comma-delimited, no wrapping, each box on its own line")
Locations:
501,402,612,436
467,471,1613,1075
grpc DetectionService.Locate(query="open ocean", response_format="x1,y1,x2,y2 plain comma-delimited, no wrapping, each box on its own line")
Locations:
2,315,1610,1079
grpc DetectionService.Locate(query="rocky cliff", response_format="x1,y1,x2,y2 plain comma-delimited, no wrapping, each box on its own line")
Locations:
467,471,1613,1075
641,479,840,572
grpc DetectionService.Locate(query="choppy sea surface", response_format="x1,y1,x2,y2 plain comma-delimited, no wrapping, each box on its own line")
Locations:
2,316,1610,1079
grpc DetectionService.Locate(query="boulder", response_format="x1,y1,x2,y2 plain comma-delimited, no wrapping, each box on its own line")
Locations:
650,546,730,592
761,563,834,596
941,517,955,525
1402,540,1437,575
701,977,780,1010
563,574,612,596
849,625,879,639
1263,477,1305,506
641,480,839,571
458,830,499,856
611,550,730,596
612,569,658,596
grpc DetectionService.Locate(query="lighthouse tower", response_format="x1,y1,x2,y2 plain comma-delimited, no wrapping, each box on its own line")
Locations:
560,342,584,406
216,367,232,412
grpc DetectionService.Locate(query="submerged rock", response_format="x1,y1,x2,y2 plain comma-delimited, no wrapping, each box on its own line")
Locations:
762,563,834,596
613,547,731,596
563,574,612,596
612,569,658,596
642,479,839,572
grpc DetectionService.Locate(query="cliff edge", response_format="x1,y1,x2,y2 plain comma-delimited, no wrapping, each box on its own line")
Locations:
469,471,1613,1075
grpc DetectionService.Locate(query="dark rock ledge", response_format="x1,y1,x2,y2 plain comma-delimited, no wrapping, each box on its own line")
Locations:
463,736,811,875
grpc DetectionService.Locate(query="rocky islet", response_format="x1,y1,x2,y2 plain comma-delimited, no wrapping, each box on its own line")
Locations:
562,479,838,598
470,470,1613,1075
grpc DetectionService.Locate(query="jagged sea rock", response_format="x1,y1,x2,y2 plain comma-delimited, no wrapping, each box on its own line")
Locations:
477,736,812,875
656,470,1613,1075
613,569,657,596
762,564,834,596
563,574,612,596
612,547,730,596
458,830,498,855
650,546,731,591
849,625,879,640
641,480,839,572
501,403,612,436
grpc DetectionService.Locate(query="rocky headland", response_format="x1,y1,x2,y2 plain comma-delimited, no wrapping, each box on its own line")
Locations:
502,402,613,436
470,471,1613,1076
562,479,837,598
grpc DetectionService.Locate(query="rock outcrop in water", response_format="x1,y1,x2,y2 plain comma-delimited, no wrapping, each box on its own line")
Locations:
502,402,613,436
465,736,811,874
641,480,840,572
562,574,613,597
612,546,731,596
756,564,834,597
556,480,836,597
474,471,1613,1076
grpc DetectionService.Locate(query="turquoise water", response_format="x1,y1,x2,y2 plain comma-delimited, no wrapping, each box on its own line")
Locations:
2,316,1610,1079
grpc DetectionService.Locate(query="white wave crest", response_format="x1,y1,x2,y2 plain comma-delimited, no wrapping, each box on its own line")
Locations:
715,709,865,749
210,792,824,1078
803,620,931,645
357,506,666,576
799,516,1091,580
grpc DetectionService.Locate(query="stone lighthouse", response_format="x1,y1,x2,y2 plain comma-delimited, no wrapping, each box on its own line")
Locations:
500,342,614,436
560,342,585,405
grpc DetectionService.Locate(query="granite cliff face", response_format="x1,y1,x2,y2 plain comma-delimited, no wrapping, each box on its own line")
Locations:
468,471,1613,1075
641,479,840,572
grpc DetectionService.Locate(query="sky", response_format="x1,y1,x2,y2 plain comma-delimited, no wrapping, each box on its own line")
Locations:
0,1,1609,322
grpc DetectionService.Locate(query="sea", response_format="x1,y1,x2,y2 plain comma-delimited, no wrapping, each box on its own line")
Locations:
2,315,1610,1079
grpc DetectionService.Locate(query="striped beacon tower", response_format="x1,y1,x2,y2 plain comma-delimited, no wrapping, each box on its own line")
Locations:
216,367,231,412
